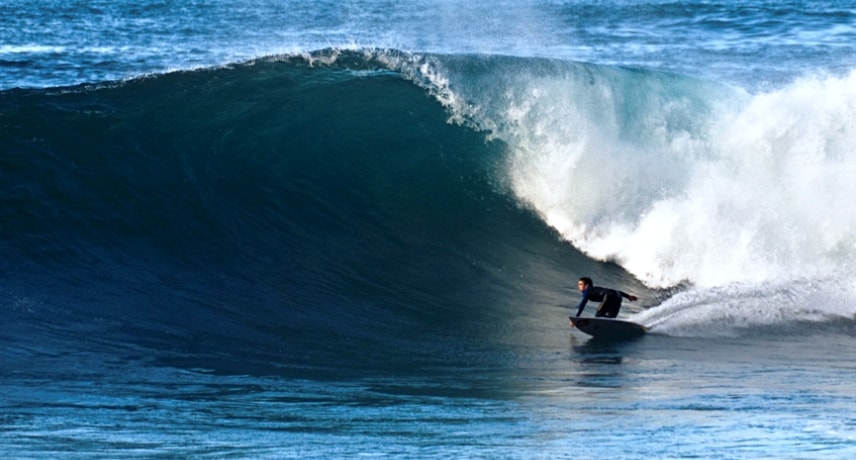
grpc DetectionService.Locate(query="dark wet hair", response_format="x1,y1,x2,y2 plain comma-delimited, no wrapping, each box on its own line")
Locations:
579,277,593,287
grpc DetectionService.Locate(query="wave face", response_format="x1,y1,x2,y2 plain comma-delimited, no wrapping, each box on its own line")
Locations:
2,51,632,375
3,49,856,372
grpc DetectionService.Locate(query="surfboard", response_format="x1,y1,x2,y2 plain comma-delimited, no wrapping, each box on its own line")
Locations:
569,316,646,340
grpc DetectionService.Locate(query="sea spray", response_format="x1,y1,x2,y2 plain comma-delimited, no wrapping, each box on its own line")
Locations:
451,64,856,292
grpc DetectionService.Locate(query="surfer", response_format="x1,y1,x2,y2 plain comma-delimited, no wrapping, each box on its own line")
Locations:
571,277,638,320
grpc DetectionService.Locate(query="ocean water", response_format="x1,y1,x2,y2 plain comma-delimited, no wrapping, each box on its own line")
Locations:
2,1,856,458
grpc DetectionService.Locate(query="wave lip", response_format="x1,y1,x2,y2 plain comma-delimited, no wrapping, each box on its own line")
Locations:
4,1,856,90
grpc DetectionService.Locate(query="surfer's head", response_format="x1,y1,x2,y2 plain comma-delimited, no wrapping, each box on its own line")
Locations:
578,277,593,291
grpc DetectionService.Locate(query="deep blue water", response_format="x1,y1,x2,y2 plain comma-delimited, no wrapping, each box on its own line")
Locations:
2,1,856,458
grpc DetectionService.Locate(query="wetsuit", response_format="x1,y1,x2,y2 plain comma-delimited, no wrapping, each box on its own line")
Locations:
575,286,631,318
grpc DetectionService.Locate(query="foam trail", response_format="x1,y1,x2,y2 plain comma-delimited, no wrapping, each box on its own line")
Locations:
627,278,856,337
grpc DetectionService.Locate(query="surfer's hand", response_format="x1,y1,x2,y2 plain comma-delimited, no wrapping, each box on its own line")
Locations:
628,295,638,302
568,319,575,328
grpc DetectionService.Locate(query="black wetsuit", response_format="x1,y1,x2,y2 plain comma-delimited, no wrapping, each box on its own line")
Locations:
575,286,630,318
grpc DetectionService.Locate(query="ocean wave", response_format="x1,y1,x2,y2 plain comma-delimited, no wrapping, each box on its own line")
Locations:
5,49,853,364
2,51,626,372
